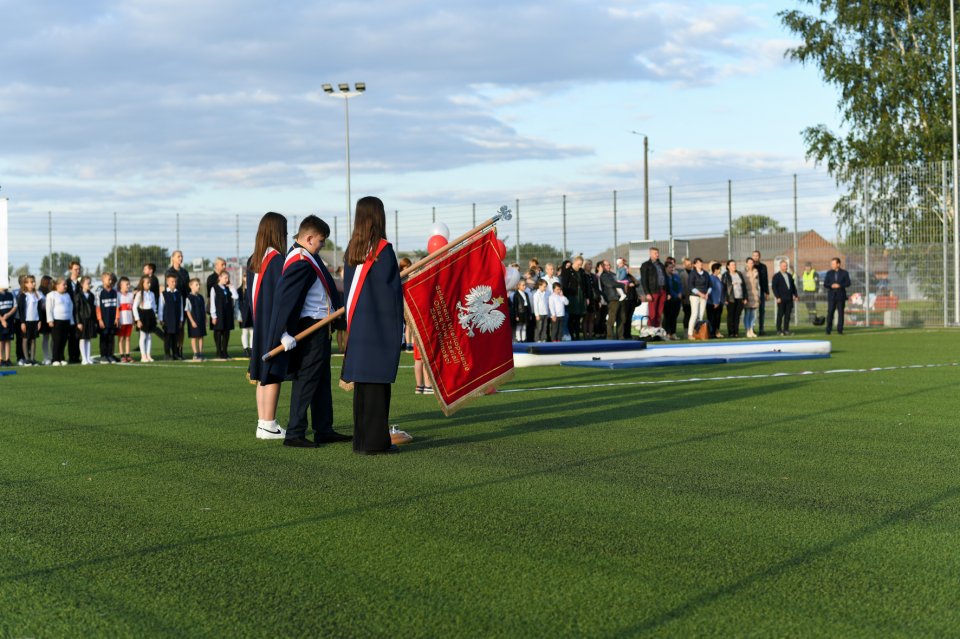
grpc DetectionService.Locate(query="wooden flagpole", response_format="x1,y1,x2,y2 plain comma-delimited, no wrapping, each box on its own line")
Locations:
261,206,511,362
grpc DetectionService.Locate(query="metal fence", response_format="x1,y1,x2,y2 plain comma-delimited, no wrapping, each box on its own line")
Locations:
6,160,958,327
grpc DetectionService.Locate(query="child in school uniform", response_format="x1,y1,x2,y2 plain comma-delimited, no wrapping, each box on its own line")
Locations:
74,276,98,365
14,275,26,365
548,282,569,342
97,272,119,364
532,279,550,342
511,278,531,342
46,278,74,365
0,284,16,366
158,273,184,360
116,276,135,363
16,275,42,366
133,275,157,363
238,269,254,358
185,278,207,361
37,276,53,365
210,270,235,360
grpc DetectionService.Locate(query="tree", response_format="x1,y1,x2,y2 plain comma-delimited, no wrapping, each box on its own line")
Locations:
781,2,953,301
40,252,82,277
508,242,564,265
102,244,170,279
729,215,787,236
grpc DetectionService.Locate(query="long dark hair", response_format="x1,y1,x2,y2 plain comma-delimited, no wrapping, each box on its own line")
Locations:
345,196,387,266
250,212,288,271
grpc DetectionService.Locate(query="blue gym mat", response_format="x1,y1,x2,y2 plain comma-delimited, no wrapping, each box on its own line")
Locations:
514,339,647,355
561,351,830,369
0,370,17,377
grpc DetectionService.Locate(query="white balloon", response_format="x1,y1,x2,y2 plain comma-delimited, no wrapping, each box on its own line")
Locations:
504,266,521,290
429,222,450,240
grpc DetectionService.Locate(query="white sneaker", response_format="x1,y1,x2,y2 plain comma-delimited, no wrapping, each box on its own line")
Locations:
256,422,286,440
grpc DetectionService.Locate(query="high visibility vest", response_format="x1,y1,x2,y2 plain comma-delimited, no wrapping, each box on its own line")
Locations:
802,269,818,292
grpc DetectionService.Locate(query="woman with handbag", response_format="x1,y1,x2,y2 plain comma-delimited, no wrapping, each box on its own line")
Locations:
342,196,404,455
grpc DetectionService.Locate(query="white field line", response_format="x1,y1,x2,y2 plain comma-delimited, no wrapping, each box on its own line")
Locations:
497,362,960,394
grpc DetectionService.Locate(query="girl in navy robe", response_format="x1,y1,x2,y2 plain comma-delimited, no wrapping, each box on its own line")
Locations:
342,196,404,455
247,212,288,440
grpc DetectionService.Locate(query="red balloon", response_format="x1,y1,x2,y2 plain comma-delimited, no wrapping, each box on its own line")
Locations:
427,234,447,253
495,239,507,259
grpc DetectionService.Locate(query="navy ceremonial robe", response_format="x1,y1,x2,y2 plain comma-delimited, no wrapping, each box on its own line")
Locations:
341,242,403,384
262,246,341,383
247,253,284,382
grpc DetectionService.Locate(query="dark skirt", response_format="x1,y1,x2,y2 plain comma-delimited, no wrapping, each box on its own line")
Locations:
23,321,40,340
138,309,157,333
78,318,99,340
188,322,207,338
0,324,13,341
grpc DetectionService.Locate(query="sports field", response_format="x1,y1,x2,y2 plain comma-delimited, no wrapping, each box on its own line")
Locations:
2,328,959,637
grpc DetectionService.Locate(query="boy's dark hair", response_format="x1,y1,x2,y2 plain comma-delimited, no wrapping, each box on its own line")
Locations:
165,273,177,281
188,277,201,286
119,276,130,284
145,263,156,272
552,282,563,290
298,215,330,240
710,262,721,273
537,279,547,287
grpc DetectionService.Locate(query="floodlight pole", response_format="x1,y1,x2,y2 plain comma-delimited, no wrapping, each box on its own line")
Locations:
631,131,650,240
323,83,365,232
951,1,960,325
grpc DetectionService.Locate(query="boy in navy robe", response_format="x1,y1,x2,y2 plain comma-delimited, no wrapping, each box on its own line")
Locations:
159,274,184,360
266,215,349,448
96,273,119,363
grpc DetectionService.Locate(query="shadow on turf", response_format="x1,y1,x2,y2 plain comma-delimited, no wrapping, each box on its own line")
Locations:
401,378,789,452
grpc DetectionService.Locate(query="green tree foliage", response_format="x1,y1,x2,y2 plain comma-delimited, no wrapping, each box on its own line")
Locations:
102,244,170,279
509,242,564,264
729,215,787,236
40,252,82,277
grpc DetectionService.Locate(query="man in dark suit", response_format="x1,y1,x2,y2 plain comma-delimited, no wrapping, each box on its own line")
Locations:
66,260,83,363
598,260,626,339
640,247,667,328
771,260,799,335
752,250,770,335
823,257,851,335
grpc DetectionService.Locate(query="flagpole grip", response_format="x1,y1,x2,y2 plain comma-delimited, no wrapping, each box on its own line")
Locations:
261,307,345,362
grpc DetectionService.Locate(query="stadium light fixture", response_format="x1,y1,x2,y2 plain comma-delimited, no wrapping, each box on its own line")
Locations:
323,82,366,230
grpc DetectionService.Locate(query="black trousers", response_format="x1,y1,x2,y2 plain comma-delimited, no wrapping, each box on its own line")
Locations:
758,296,767,334
708,304,723,337
163,332,178,356
67,327,81,363
535,317,550,342
100,330,115,360
681,301,691,334
726,300,744,336
550,318,562,341
568,313,583,340
662,298,681,335
606,299,620,339
826,296,845,334
777,300,794,332
51,320,71,362
14,322,24,361
287,324,333,440
353,382,392,453
214,330,230,358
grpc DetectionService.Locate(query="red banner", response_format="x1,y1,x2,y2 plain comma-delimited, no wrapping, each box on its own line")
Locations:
403,230,514,415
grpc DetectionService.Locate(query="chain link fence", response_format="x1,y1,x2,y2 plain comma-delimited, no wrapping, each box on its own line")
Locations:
6,161,959,328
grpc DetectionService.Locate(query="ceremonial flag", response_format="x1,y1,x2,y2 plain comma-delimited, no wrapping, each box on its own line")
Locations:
403,229,513,415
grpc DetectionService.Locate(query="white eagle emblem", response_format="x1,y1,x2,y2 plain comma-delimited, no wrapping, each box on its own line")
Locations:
456,285,506,337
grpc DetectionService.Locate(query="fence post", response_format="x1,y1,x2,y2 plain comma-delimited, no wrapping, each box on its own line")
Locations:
47,211,52,275
235,214,240,266
562,194,567,258
944,162,950,327
668,185,673,257
472,203,476,229
394,210,399,255
515,198,520,264
864,169,871,329
113,212,118,274
612,190,618,263
176,213,181,251
727,180,733,259
334,216,339,271
432,206,436,224
793,174,799,327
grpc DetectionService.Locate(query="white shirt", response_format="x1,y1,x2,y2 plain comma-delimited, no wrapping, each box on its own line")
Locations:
532,289,549,316
548,293,568,318
118,291,134,325
209,286,237,320
287,249,330,320
133,291,156,321
21,291,41,322
46,291,75,323
158,289,184,322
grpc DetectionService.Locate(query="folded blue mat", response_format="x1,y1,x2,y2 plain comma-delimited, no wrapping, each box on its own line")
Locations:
561,352,829,369
0,370,17,377
514,339,647,355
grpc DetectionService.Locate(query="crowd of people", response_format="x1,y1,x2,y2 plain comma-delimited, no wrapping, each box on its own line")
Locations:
505,247,850,342
0,254,258,367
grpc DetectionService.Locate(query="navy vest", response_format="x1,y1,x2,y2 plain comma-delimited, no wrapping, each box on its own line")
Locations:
98,288,118,328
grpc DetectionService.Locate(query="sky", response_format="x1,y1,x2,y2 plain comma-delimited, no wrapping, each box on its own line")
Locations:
0,0,844,266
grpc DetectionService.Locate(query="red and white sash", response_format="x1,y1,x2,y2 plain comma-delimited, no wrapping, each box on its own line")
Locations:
346,239,389,330
251,248,279,316
282,247,333,300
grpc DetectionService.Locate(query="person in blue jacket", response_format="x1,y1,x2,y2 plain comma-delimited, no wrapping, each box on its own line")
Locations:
247,212,288,440
266,215,349,449
342,196,404,455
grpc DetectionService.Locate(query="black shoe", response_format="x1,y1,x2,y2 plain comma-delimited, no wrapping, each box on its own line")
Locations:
283,437,318,448
356,444,400,455
316,430,352,444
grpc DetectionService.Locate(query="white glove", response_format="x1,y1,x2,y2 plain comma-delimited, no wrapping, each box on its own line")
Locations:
280,332,297,351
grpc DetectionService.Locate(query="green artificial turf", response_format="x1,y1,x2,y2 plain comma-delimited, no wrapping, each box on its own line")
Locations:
1,327,959,637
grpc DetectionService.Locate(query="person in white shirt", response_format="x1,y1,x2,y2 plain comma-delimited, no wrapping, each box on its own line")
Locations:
133,275,157,362
16,275,42,366
548,282,569,342
532,279,550,342
45,278,75,365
